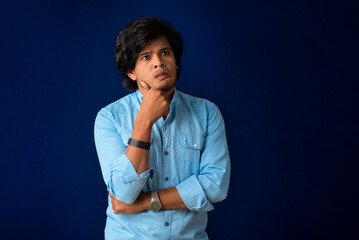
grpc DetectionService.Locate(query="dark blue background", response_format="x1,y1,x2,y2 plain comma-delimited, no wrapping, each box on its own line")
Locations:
1,0,358,239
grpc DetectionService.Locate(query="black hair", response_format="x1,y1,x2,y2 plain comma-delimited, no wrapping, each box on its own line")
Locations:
115,16,183,91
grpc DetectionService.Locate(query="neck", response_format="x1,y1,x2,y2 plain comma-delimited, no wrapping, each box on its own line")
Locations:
163,112,169,121
163,88,175,120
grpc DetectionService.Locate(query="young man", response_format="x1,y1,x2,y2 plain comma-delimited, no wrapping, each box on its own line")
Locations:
94,16,230,240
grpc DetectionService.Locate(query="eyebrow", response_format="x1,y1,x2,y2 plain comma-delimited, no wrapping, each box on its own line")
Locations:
138,47,172,57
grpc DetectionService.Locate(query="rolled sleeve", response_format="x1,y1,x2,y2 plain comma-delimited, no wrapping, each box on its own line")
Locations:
94,108,153,204
108,153,154,203
176,175,214,211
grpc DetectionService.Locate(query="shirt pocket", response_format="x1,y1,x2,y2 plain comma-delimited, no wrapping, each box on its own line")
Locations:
177,134,204,176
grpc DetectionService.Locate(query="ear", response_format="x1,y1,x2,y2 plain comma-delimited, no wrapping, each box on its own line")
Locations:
127,71,137,81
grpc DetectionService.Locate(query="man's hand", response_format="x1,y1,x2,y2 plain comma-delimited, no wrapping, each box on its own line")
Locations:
138,79,175,125
109,191,150,215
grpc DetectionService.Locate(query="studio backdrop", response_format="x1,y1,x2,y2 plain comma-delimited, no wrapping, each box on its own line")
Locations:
0,0,358,239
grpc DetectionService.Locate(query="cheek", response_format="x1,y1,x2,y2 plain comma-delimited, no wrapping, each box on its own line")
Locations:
137,67,150,80
169,59,177,71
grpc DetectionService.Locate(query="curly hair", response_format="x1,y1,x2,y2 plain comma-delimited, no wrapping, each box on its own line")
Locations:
115,16,184,91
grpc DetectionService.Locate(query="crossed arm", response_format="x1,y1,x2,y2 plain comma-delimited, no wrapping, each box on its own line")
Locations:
108,187,186,214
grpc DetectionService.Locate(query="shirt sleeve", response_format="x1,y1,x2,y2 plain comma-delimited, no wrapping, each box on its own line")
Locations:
94,108,154,204
176,103,231,211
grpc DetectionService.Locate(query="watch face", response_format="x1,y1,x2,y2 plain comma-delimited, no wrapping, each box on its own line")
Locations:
150,201,161,211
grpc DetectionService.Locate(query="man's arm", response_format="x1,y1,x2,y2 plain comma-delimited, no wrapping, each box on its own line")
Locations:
95,80,175,204
109,186,187,214
125,80,174,174
175,102,230,211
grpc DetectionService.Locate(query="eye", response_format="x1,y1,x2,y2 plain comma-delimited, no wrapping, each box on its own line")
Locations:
141,55,149,60
162,51,170,56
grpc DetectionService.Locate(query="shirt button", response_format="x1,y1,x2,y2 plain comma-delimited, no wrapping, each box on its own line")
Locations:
164,151,169,156
194,144,198,148
165,177,169,181
165,222,169,226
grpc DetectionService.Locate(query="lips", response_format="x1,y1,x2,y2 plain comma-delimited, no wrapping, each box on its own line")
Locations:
155,72,169,79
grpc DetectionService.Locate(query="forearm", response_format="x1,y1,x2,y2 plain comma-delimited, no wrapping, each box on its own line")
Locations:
125,111,153,174
109,186,187,214
125,85,173,174
158,187,187,210
135,187,187,212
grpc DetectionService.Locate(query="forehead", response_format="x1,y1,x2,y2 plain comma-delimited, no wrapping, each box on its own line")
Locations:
140,35,171,52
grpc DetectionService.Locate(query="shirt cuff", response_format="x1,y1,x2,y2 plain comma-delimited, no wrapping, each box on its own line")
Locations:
122,167,154,184
108,153,155,204
176,175,214,211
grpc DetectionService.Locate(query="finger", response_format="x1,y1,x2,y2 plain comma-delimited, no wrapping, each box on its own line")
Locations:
109,192,114,198
111,199,117,209
139,81,150,95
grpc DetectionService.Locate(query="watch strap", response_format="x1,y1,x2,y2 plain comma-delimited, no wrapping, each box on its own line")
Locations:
151,190,159,200
127,138,151,150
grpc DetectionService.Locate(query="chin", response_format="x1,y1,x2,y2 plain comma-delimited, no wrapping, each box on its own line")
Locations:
155,78,175,91
164,87,174,92
158,85,174,91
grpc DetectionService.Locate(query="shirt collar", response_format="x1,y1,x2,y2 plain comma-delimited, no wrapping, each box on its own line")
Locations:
135,88,179,105
135,89,144,103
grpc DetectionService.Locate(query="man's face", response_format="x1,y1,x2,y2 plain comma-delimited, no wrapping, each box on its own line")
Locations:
128,35,177,92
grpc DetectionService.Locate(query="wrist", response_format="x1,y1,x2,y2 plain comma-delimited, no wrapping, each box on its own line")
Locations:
132,113,153,142
138,109,155,125
142,192,151,212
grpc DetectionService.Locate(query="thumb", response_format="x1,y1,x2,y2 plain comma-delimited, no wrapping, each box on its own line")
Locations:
139,81,150,94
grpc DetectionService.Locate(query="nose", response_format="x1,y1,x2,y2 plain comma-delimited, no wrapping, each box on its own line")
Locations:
153,55,164,69
154,63,164,68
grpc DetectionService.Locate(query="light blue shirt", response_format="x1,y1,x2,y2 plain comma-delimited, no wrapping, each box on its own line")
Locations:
94,89,230,240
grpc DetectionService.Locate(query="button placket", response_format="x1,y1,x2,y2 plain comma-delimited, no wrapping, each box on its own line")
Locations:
160,122,172,239
162,123,171,189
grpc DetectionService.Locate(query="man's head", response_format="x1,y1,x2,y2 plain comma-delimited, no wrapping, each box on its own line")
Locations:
115,16,183,91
